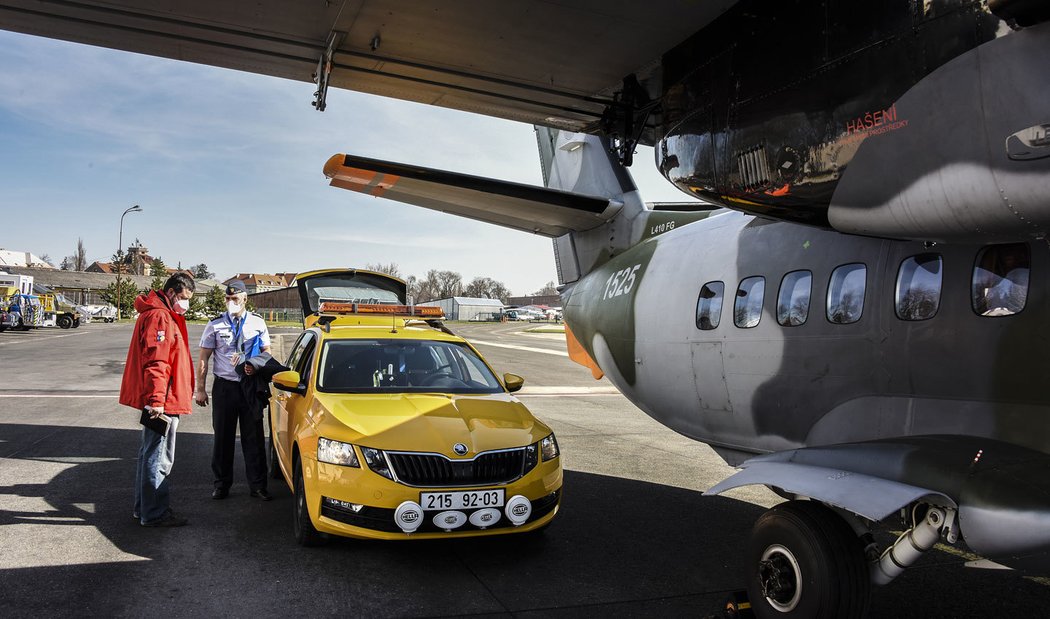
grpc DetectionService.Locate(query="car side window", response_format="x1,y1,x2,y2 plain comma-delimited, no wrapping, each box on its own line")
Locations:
777,270,812,326
297,337,317,382
734,276,765,328
696,281,725,330
285,332,312,369
973,243,1029,317
896,254,943,320
827,263,866,324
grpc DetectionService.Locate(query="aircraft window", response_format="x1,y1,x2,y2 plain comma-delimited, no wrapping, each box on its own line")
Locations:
896,254,943,320
827,263,866,324
777,270,812,326
734,276,765,328
972,243,1029,317
695,282,725,330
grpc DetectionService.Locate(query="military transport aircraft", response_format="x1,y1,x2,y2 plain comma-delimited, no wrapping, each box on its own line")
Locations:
2,1,1048,617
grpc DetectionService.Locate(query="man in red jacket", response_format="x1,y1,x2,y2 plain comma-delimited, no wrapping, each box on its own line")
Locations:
119,272,196,527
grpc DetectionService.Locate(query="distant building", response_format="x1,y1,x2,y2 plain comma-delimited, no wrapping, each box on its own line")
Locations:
418,297,504,321
507,294,561,307
225,273,293,293
0,249,53,269
86,243,179,277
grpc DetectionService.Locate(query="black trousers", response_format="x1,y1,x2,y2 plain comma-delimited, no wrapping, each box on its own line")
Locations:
211,376,267,491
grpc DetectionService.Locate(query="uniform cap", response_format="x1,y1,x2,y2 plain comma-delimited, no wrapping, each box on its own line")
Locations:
225,280,247,295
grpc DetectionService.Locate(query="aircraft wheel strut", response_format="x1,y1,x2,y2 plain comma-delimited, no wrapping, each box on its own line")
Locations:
747,500,870,618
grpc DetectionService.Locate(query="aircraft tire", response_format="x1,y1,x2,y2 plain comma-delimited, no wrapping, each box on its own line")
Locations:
57,315,72,329
293,457,327,547
746,500,869,619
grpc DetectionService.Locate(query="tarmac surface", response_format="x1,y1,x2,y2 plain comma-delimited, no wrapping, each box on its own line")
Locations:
1,320,1047,617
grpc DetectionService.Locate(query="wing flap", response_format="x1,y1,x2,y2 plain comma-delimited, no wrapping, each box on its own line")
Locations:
324,154,620,237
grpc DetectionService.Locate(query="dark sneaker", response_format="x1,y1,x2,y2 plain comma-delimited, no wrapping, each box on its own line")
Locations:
250,488,272,501
212,487,230,500
141,512,188,527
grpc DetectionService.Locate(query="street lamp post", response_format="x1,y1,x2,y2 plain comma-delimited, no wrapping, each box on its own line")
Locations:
116,205,143,320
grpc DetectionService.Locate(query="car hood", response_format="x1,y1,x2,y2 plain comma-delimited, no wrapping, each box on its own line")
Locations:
314,393,547,455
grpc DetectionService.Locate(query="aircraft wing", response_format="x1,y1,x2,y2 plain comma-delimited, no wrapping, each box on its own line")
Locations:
323,154,620,237
0,0,736,138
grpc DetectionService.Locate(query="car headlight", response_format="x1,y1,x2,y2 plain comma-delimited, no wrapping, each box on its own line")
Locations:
361,447,394,480
317,437,360,467
540,433,559,461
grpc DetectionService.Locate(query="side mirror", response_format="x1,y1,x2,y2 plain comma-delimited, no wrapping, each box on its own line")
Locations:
503,373,524,393
273,370,305,395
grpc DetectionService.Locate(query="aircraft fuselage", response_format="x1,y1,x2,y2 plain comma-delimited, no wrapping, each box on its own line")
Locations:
563,210,1050,463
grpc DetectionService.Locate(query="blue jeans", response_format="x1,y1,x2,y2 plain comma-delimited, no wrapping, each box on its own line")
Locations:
134,414,180,524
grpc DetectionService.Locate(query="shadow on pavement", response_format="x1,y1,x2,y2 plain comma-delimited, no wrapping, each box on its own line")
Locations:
0,423,1047,618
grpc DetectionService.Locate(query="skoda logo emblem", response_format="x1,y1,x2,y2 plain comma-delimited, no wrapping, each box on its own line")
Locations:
453,443,469,456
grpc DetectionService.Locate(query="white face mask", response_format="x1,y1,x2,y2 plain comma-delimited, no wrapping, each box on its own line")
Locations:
227,300,244,315
173,299,190,315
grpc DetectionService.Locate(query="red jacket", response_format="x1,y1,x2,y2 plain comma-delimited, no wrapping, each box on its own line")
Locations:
119,291,195,415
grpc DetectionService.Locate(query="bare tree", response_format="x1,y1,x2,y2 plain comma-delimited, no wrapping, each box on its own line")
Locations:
435,270,463,298
365,262,402,279
531,281,559,296
74,238,87,271
39,253,54,267
60,256,74,270
464,276,512,302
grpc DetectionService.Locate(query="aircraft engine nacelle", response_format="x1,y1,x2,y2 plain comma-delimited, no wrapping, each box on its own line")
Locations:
656,2,1050,244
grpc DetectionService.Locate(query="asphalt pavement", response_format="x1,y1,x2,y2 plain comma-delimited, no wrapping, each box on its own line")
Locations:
0,321,1047,617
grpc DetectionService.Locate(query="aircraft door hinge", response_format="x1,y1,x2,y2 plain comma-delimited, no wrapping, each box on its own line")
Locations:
312,30,346,112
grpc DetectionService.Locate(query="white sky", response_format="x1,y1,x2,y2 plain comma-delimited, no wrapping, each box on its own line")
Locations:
0,31,689,295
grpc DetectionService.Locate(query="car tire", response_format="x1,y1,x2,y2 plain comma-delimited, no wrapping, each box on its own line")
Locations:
293,457,327,547
72,317,81,328
57,315,72,329
746,500,869,619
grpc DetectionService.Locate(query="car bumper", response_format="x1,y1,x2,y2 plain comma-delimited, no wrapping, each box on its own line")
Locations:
301,455,563,540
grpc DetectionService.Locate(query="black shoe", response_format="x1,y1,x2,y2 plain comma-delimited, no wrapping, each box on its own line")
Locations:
250,488,272,501
141,512,188,527
212,487,229,500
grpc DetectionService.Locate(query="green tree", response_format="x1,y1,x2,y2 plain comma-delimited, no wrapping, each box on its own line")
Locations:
204,285,225,317
149,256,167,291
190,263,214,280
100,279,142,318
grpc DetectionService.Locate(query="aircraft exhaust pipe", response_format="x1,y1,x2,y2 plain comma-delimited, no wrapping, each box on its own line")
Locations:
872,507,947,586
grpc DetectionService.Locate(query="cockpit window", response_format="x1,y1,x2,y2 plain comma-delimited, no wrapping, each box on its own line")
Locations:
777,270,812,326
896,254,942,321
734,276,765,328
696,281,725,330
317,339,503,394
973,243,1029,317
827,263,866,324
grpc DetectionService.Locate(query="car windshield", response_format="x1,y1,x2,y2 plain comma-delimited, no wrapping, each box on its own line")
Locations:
317,339,504,394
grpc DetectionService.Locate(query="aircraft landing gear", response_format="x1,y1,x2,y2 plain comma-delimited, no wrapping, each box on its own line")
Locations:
746,500,870,618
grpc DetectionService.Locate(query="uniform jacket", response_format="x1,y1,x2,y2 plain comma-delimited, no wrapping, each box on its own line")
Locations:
119,291,195,414
236,352,289,421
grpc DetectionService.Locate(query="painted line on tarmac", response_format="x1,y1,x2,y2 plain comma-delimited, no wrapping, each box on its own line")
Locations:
469,339,568,357
0,330,94,346
0,394,118,398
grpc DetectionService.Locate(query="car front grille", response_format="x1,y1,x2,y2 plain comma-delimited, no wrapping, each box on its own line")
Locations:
388,448,527,487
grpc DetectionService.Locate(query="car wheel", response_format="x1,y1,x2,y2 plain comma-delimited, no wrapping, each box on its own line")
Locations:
57,315,72,329
293,457,326,547
72,318,81,328
746,500,869,619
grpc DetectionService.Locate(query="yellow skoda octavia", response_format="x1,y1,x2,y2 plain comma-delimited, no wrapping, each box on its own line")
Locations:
269,269,562,545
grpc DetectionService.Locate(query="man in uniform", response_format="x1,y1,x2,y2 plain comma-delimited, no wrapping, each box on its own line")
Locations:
195,280,273,500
